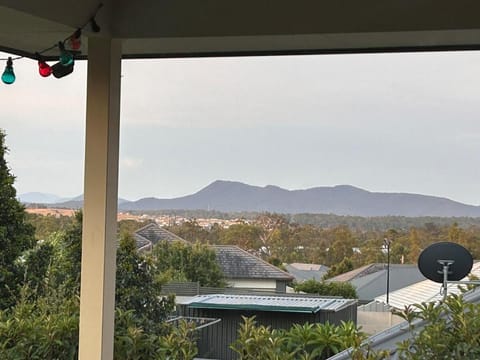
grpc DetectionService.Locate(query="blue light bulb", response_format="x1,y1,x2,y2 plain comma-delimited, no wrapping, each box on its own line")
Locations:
1,57,15,85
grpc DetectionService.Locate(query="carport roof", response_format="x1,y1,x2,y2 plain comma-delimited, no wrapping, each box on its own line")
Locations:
180,294,357,313
2,1,480,60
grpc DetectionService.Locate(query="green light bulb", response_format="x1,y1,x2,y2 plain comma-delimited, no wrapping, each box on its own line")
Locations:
60,51,74,66
1,57,15,85
58,42,74,66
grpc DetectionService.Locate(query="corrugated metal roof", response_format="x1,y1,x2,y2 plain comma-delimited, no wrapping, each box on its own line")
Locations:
352,265,426,302
375,262,480,310
180,294,356,313
330,284,480,360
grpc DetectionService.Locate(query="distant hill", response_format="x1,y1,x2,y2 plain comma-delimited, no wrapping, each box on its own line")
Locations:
117,180,480,217
19,192,66,204
21,193,129,209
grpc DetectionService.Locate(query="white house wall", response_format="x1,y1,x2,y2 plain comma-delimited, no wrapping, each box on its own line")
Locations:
228,279,277,290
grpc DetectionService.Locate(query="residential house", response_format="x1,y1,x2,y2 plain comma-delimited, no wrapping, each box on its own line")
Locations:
329,263,426,303
134,223,293,292
374,261,480,310
133,222,187,252
329,285,480,360
213,245,294,292
285,262,330,283
331,262,480,358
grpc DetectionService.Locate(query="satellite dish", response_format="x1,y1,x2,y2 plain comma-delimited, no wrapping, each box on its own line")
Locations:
418,242,473,283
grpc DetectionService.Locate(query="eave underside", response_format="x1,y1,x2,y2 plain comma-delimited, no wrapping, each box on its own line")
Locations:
2,0,480,59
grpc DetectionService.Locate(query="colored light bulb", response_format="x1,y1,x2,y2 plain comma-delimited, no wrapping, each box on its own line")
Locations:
68,29,82,51
1,57,15,84
38,60,52,77
58,42,74,66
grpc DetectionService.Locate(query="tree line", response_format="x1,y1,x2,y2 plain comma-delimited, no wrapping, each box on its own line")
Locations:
165,215,480,271
27,211,480,274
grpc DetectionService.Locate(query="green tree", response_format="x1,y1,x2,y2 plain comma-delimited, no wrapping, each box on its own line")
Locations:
294,279,357,299
166,220,209,243
327,226,357,265
323,257,354,280
0,129,36,309
25,213,74,240
152,240,225,287
46,211,83,294
220,222,262,249
19,240,55,294
406,228,422,263
115,233,175,333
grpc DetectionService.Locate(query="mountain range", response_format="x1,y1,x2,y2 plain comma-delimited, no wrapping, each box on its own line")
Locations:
20,180,480,217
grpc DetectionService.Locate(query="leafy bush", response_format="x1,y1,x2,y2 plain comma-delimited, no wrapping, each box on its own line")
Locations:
0,287,198,360
294,279,357,299
395,294,480,359
152,240,226,287
114,310,198,360
230,316,365,360
0,286,79,359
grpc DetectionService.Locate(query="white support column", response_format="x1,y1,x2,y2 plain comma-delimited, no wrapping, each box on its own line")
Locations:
79,37,122,360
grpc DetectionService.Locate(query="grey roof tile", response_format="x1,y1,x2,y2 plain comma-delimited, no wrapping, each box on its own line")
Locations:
213,245,294,281
135,223,187,244
285,264,329,282
133,223,188,250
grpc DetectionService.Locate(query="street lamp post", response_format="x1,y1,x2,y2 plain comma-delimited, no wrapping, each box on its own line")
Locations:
384,238,392,305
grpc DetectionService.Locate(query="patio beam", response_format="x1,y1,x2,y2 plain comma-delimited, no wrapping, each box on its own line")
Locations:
78,37,122,360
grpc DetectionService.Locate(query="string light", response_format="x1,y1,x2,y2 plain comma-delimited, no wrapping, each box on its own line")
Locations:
0,3,103,85
58,42,74,66
68,29,82,51
1,57,15,84
36,53,52,77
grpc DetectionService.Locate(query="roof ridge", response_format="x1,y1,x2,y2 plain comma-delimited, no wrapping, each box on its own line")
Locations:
223,245,294,279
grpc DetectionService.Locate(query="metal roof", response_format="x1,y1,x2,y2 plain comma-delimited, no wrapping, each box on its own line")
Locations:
329,285,480,360
375,262,480,310
352,265,426,302
180,294,356,314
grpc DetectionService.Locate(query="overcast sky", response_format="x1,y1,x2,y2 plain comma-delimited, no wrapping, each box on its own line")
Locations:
2,50,480,205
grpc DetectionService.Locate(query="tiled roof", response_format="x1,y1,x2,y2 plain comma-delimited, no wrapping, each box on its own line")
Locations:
285,263,329,282
180,294,356,313
213,245,294,281
329,263,385,282
136,223,187,243
289,263,325,271
134,223,187,251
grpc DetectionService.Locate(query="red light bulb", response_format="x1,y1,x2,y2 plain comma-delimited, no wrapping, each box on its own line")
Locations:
68,29,82,51
38,60,52,77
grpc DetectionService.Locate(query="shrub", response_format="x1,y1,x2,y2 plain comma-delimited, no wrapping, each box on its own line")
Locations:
230,316,365,360
395,294,480,359
294,279,357,299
